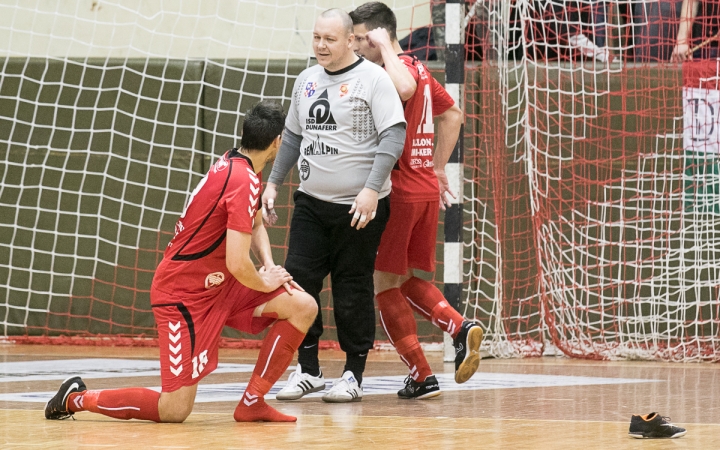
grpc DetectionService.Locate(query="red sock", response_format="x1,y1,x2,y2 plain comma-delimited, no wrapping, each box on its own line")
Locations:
234,397,296,423
377,288,433,381
401,277,465,339
67,388,161,422
234,319,305,423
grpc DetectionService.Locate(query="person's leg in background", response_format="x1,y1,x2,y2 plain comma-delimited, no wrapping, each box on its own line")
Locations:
322,196,390,402
373,200,437,396
589,1,610,48
274,192,332,401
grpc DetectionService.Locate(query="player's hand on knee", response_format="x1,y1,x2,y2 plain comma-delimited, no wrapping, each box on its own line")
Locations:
350,188,379,230
266,264,305,294
262,183,279,226
283,279,305,295
258,265,293,292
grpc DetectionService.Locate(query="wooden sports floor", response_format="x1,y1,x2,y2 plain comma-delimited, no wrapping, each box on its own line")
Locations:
0,344,718,449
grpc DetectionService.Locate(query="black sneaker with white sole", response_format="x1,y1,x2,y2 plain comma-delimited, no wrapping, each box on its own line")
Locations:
629,413,687,439
453,321,483,384
397,375,441,400
45,376,87,420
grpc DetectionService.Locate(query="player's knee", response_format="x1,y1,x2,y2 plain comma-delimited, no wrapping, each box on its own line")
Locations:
160,403,192,423
292,292,318,329
299,292,318,321
158,394,194,423
373,271,402,294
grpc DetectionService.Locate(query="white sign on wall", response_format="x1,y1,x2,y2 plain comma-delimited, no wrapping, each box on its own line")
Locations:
684,86,720,153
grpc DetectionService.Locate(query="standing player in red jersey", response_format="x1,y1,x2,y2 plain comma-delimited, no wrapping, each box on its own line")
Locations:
350,2,483,399
44,101,318,423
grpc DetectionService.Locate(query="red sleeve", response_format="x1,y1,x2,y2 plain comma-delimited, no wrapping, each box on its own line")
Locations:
225,167,261,234
431,76,454,116
400,55,420,83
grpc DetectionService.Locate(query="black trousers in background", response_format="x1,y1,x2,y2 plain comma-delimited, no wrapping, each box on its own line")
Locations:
285,191,390,366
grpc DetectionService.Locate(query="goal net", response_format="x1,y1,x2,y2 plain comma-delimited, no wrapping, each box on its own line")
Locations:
2,0,718,361
470,0,719,361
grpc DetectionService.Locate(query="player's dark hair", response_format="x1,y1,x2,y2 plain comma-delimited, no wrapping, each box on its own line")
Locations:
240,100,286,151
349,2,397,41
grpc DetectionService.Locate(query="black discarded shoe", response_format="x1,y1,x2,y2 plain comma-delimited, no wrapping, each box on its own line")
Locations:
453,321,483,383
45,376,87,420
629,413,686,439
397,375,441,400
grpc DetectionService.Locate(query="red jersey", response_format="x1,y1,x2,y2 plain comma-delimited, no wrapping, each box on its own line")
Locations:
152,150,261,299
390,54,455,202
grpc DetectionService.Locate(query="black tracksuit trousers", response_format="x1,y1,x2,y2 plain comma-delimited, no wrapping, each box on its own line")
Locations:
285,191,390,377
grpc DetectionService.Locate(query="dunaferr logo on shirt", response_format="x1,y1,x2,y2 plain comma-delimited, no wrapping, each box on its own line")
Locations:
205,272,225,289
306,90,337,131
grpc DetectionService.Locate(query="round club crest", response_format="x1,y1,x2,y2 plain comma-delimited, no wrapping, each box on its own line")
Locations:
300,159,310,181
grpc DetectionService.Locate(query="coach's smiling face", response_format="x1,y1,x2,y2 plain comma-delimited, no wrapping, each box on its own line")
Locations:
313,15,355,72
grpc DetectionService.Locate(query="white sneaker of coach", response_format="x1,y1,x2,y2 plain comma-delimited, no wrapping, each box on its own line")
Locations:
322,370,363,403
275,364,326,401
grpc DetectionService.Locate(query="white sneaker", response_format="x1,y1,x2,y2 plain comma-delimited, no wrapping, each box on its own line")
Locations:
322,371,363,403
275,364,326,401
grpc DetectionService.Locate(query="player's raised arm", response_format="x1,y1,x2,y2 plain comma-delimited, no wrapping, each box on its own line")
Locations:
365,27,416,100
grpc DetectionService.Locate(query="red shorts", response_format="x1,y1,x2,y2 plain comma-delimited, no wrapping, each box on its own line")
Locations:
151,277,284,392
375,199,439,275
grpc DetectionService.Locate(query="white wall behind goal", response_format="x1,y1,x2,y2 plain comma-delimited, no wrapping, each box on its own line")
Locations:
0,0,430,59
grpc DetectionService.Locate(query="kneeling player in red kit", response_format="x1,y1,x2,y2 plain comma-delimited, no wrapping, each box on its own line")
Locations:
45,101,317,423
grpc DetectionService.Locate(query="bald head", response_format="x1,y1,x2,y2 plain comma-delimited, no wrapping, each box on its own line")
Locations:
319,8,354,37
312,8,358,71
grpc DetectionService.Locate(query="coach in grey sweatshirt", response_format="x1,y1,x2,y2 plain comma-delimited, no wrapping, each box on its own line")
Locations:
261,8,405,403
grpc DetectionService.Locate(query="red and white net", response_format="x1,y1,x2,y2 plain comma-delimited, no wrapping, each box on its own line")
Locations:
465,0,720,360
2,0,719,361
